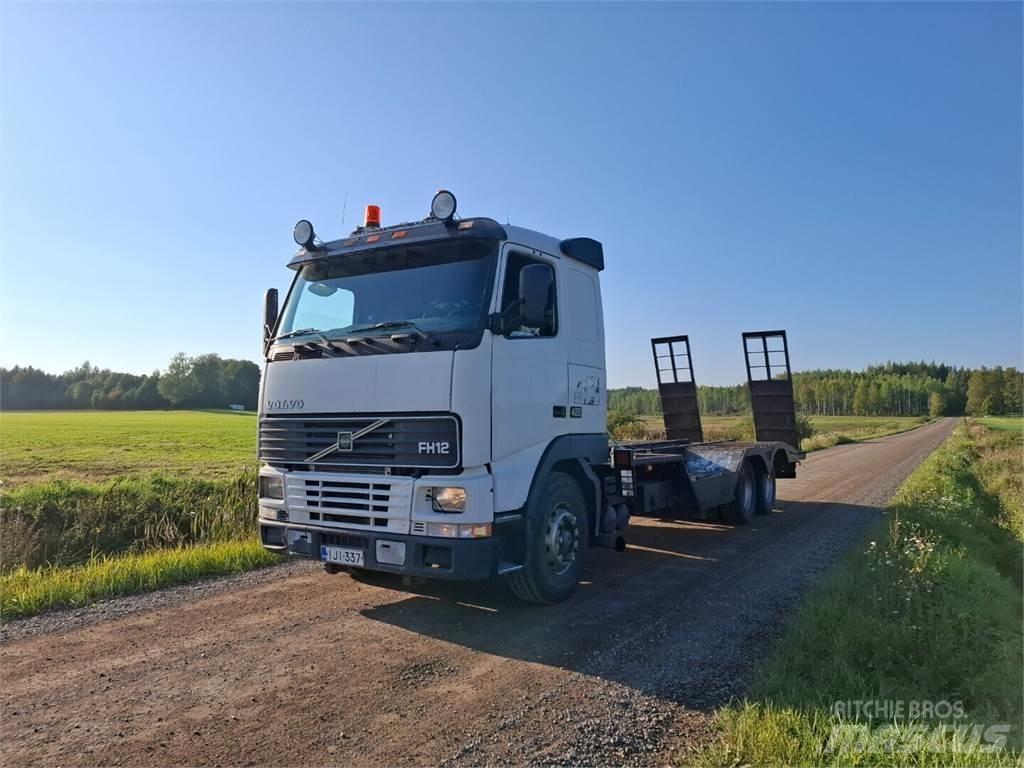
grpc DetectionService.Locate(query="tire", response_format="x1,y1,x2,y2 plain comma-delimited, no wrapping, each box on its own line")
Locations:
754,463,776,516
508,472,588,605
722,460,757,525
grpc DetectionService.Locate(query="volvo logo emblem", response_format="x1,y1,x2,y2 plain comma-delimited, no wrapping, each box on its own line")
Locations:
306,419,389,463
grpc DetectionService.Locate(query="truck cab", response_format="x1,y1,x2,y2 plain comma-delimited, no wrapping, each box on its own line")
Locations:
258,191,614,603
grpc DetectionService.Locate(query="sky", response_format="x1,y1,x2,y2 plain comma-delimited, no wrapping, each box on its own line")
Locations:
0,2,1021,387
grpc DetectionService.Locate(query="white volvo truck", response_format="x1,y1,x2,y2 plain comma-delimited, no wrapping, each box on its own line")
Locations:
258,191,804,603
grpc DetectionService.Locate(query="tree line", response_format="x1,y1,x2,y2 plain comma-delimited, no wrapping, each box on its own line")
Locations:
609,362,1023,418
0,354,260,411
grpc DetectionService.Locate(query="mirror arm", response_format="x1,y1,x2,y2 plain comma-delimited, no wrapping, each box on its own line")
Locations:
488,300,522,335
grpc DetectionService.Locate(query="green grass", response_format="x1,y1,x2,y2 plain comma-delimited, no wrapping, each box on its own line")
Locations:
0,411,275,617
637,414,930,451
0,410,256,488
0,540,277,619
1,470,258,570
979,416,1024,433
697,422,1023,766
800,415,932,452
3,411,930,490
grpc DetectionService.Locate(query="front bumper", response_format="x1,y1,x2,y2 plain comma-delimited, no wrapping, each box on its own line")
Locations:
260,520,501,581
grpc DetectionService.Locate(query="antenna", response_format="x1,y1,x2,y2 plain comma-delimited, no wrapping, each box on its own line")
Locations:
341,192,348,229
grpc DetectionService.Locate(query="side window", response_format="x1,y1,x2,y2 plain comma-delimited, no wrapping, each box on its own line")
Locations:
568,268,598,343
500,252,557,338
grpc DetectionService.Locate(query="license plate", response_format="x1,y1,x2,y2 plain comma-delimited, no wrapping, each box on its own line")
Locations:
320,545,365,566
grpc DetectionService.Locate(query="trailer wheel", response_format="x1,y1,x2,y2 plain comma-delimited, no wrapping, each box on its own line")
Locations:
755,464,776,515
508,472,588,605
722,460,757,525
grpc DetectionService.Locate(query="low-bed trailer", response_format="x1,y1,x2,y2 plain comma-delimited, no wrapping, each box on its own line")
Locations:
257,191,805,604
606,331,804,530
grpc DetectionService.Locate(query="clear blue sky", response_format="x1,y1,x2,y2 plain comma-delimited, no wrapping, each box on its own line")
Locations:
1,2,1020,387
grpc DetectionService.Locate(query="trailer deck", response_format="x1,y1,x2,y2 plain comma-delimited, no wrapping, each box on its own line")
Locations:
610,330,805,520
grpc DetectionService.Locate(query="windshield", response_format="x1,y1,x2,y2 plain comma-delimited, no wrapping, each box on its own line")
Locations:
277,239,495,344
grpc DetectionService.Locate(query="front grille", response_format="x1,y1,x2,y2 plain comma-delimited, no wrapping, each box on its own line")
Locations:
285,473,413,533
259,414,460,471
271,347,323,361
320,532,370,549
305,478,391,519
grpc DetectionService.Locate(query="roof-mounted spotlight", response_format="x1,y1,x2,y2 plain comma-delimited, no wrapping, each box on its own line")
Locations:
430,190,457,223
293,219,317,249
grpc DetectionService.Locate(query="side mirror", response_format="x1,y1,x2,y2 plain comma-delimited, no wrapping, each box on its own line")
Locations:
263,288,279,350
518,264,553,331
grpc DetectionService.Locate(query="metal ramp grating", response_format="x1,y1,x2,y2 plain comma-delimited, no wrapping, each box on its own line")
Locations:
742,330,799,448
651,335,703,443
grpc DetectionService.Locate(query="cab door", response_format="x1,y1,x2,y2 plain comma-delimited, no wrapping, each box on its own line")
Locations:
490,244,569,509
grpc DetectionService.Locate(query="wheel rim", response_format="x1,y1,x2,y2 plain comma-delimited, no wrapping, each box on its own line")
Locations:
544,502,579,576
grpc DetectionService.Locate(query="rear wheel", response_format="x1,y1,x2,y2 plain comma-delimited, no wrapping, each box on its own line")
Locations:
754,463,776,515
508,472,588,604
722,460,756,525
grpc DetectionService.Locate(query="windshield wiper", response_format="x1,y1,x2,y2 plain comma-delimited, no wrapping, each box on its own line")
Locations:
273,327,321,342
273,327,342,356
344,320,429,339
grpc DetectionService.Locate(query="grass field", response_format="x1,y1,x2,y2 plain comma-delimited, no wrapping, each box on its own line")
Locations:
1,411,931,490
980,415,1024,432
697,421,1023,766
0,410,265,616
0,410,255,488
0,408,944,617
637,414,930,450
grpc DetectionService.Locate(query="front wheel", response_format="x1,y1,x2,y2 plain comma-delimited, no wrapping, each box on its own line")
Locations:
508,472,588,604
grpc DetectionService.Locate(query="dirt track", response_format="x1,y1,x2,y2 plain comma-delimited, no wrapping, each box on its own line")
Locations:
0,418,957,768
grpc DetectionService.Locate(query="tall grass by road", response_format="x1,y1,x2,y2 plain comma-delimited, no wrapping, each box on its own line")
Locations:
698,421,1023,766
1,469,258,570
1,540,276,619
0,411,269,616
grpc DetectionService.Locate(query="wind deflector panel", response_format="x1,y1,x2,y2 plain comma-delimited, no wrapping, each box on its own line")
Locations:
743,330,799,448
651,335,703,443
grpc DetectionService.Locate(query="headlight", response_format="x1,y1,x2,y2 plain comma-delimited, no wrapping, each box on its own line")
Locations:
430,190,457,221
293,219,315,248
430,486,467,513
426,523,492,539
259,474,285,500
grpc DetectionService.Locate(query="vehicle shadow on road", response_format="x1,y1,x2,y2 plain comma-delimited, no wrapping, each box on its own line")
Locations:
357,499,885,708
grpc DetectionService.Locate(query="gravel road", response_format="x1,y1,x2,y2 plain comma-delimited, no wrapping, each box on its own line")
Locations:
0,417,957,768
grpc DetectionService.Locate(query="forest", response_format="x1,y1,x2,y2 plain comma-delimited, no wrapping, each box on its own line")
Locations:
2,357,1021,418
608,362,1023,418
0,354,260,411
